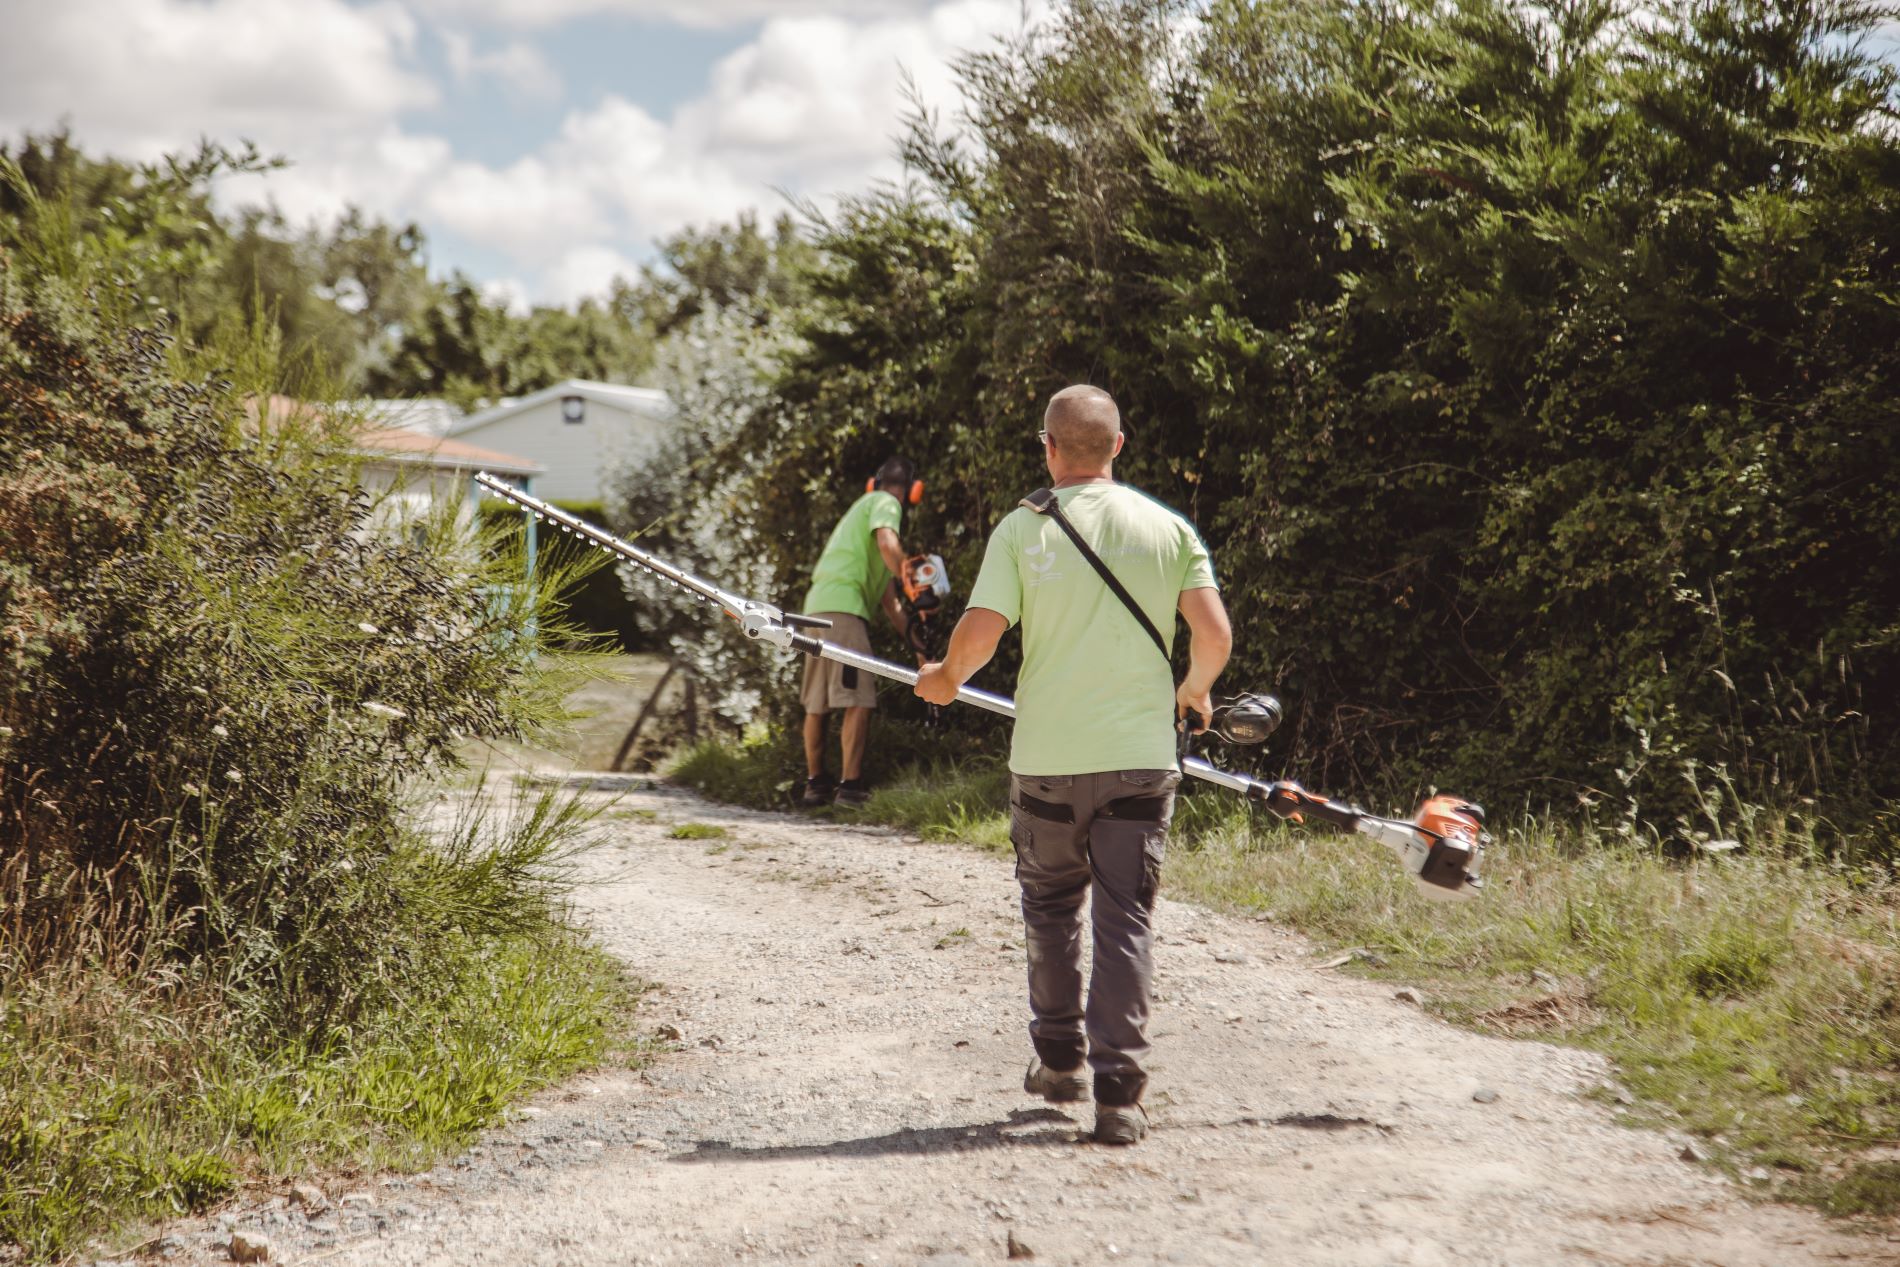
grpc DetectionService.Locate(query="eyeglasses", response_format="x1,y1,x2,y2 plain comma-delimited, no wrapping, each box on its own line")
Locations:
1036,429,1051,446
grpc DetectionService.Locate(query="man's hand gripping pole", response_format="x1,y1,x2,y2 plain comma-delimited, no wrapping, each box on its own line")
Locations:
472,472,1483,901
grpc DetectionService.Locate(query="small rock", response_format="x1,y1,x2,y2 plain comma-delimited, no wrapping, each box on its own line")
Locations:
228,1231,273,1263
289,1183,326,1210
1224,1012,1243,1023
1613,1086,1636,1106
1472,1088,1500,1104
1394,987,1426,1006
1007,1228,1036,1260
1745,1166,1772,1182
657,1023,685,1041
634,1137,666,1151
1680,1141,1711,1163
1212,952,1250,965
1531,969,1560,992
337,1191,375,1208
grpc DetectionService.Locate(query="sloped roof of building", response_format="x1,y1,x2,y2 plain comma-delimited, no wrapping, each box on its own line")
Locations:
448,378,673,439
358,397,464,438
353,426,543,476
248,395,542,476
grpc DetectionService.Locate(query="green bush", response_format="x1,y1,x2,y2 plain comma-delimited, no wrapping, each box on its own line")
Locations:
683,0,1900,849
0,274,579,1018
0,150,624,1259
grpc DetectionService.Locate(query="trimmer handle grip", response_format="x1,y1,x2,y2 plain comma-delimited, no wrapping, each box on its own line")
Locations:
1261,781,1362,831
783,612,834,630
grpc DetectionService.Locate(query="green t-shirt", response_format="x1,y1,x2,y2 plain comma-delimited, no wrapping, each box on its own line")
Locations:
966,483,1218,776
803,490,904,620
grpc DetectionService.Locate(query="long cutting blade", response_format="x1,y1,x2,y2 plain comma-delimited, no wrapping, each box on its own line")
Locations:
473,471,750,620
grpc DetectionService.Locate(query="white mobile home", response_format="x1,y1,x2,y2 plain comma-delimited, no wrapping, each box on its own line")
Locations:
352,426,543,543
249,395,543,541
447,380,672,505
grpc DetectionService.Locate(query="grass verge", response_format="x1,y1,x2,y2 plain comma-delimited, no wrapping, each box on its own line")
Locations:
0,788,639,1263
670,737,1900,1218
1,932,633,1262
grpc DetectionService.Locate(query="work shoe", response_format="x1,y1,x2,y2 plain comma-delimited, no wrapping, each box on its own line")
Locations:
1023,1059,1089,1104
832,779,872,807
1093,1103,1149,1146
799,776,835,808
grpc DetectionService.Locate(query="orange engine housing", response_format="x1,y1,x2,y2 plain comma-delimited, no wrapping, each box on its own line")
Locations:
901,554,950,614
1414,795,1485,845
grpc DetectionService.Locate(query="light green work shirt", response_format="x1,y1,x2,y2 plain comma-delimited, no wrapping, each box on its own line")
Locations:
966,483,1218,776
803,490,903,620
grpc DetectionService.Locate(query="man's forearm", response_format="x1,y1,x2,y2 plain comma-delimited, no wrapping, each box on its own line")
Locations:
940,609,1005,686
1178,587,1233,697
879,583,906,633
874,528,906,578
1182,632,1231,697
914,608,1009,705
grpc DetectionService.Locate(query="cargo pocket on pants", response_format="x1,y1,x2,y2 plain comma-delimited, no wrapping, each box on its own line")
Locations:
1108,770,1178,908
1139,835,1165,908
1010,776,1073,876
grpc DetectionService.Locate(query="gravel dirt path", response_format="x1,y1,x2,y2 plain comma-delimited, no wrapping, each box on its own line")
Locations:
165,779,1886,1267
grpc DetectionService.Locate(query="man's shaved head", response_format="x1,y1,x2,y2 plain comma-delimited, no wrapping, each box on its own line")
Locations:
1044,385,1121,467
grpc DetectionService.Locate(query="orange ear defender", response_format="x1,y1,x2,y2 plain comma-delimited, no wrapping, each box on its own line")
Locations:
867,476,926,505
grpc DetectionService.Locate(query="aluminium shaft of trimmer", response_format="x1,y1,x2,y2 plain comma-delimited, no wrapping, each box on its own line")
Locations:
473,470,1265,800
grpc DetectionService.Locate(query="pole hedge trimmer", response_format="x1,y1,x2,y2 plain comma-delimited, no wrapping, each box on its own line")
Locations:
475,472,1485,901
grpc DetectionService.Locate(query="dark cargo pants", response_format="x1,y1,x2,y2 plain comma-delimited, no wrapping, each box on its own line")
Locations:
1009,768,1182,1108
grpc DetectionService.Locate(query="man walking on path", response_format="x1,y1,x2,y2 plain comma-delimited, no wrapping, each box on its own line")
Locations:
914,386,1231,1144
801,456,922,808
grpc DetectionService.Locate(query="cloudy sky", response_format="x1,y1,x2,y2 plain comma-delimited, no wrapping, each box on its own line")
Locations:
0,0,1047,306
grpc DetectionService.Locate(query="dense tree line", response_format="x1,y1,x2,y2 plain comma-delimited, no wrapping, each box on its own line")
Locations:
694,0,1899,843
0,132,806,410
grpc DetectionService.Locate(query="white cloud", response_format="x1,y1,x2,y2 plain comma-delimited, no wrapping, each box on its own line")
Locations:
480,276,533,315
411,0,941,32
441,30,560,100
0,0,1044,305
673,1,1033,198
544,244,645,302
0,0,434,160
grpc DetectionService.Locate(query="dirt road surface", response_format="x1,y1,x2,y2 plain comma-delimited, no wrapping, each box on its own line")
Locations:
167,780,1886,1266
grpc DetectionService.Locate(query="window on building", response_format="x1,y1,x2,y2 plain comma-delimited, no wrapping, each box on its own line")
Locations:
561,395,585,424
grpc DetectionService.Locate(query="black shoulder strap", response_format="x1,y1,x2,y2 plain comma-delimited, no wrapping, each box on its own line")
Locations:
1020,487,1170,664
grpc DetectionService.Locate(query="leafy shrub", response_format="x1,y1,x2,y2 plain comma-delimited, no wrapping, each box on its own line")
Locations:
0,162,620,1256
661,0,1900,848
0,213,585,1027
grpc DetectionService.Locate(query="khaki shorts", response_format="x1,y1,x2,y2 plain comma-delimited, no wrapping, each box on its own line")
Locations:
799,612,878,713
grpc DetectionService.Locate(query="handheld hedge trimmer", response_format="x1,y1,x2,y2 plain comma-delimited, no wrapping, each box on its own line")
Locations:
475,473,1484,901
